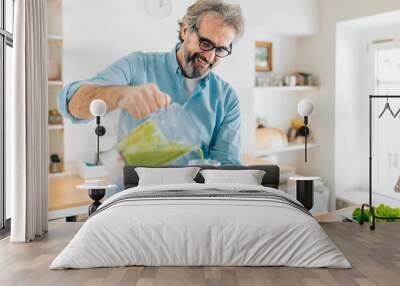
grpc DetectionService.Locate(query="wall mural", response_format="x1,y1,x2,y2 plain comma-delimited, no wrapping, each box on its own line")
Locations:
54,1,244,188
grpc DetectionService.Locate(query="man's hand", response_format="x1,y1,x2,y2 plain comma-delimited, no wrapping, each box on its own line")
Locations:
118,83,171,119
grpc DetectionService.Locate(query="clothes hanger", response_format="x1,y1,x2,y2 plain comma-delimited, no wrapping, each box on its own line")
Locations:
378,97,395,118
393,105,400,118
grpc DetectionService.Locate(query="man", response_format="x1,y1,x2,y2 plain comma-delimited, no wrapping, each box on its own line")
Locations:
59,0,245,165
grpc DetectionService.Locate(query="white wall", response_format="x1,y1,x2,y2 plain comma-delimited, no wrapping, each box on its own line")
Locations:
335,25,363,195
62,0,318,169
249,0,318,36
298,0,400,209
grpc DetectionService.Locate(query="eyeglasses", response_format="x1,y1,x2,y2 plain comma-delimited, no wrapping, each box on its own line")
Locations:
193,26,232,58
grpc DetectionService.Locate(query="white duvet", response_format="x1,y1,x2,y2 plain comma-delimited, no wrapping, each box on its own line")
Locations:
50,183,351,269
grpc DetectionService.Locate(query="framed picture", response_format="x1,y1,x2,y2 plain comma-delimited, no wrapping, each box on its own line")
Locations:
255,41,272,72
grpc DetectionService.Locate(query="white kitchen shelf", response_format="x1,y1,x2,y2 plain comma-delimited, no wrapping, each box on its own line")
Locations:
48,80,63,86
48,124,64,130
47,34,63,44
255,143,319,157
255,86,319,92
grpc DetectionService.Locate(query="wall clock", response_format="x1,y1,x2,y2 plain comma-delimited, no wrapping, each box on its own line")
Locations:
145,0,173,19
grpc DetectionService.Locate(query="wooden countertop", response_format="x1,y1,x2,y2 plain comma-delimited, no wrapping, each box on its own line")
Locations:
48,175,92,211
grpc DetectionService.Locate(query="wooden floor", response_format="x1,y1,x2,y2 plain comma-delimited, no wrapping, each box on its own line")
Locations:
0,222,399,286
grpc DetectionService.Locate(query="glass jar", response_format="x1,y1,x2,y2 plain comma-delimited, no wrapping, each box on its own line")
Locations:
49,109,63,125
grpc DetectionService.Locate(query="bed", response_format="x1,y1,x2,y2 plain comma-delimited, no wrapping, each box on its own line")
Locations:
50,165,350,269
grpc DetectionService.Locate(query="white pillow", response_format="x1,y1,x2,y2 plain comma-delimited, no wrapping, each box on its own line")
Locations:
200,169,266,185
135,167,200,186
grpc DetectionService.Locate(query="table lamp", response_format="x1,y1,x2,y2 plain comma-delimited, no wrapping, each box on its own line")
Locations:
90,99,107,165
297,99,314,162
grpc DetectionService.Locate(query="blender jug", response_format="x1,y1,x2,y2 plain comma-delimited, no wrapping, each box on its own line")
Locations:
116,103,203,165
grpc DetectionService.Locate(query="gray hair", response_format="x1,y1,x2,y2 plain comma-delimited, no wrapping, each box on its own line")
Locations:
178,0,245,43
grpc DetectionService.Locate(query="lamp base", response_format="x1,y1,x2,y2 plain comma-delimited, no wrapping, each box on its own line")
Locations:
95,125,106,136
296,180,314,210
88,188,106,215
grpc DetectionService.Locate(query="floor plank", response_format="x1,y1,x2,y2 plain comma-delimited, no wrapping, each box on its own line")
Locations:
0,222,399,286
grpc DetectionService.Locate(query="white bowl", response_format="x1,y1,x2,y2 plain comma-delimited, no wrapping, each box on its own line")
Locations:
188,159,221,166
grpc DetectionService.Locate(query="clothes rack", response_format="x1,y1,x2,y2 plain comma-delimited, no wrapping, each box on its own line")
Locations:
360,95,400,230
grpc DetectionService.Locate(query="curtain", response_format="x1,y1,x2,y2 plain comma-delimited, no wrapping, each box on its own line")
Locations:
10,0,48,242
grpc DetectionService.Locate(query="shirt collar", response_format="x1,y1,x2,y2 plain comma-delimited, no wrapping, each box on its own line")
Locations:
168,43,210,86
168,44,181,75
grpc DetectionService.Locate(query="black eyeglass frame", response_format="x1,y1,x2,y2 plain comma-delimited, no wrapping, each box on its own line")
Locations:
192,25,232,58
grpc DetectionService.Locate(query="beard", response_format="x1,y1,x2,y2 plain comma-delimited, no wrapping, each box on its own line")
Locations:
181,48,214,79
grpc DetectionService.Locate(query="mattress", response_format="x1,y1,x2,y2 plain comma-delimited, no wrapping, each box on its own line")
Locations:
50,183,351,269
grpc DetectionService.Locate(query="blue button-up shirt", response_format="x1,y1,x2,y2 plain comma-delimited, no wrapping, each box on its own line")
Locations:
58,45,241,165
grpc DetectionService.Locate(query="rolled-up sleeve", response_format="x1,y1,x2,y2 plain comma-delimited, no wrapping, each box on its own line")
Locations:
58,52,142,123
209,89,241,165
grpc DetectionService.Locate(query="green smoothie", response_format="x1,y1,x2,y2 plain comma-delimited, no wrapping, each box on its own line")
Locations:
117,120,199,165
